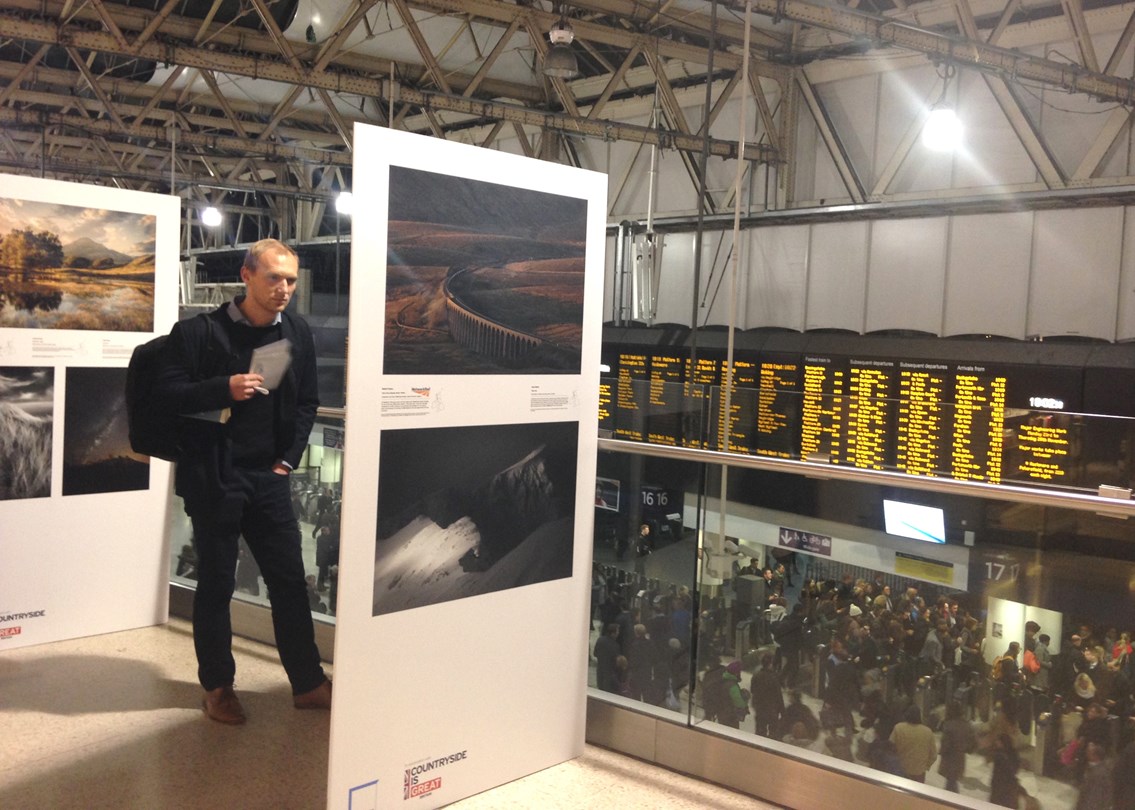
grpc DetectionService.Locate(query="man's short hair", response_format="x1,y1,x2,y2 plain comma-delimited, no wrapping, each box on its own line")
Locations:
243,238,297,273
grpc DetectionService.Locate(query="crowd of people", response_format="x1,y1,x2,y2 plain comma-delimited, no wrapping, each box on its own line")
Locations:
591,558,1135,809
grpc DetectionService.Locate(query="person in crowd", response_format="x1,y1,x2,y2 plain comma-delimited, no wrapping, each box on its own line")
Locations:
781,689,820,742
749,652,784,738
772,603,807,688
615,603,638,657
670,594,693,645
1112,739,1135,810
1024,620,1041,652
314,524,336,592
626,623,659,703
721,660,748,729
889,704,937,784
633,523,654,575
156,239,331,724
918,621,949,677
784,720,823,752
305,574,326,613
938,700,976,792
667,638,690,702
594,623,621,693
821,636,860,736
175,543,198,579
992,641,1022,705
1111,632,1133,670
1031,632,1054,693
989,732,1023,808
1076,740,1116,810
598,589,622,632
614,655,631,697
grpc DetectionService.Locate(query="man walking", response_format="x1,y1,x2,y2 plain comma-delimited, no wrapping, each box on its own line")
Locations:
158,238,331,724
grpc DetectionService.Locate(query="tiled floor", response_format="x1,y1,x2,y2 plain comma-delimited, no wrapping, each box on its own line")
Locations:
0,618,776,809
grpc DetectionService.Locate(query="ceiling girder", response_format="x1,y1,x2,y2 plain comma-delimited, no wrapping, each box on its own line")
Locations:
984,76,1066,188
0,11,776,164
795,71,866,204
729,0,1135,104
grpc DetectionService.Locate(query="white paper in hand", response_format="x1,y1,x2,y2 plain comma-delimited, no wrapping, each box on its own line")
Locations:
250,338,292,390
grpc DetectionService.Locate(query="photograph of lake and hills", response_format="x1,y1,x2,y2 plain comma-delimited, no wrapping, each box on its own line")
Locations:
0,197,156,331
383,166,588,375
0,366,52,501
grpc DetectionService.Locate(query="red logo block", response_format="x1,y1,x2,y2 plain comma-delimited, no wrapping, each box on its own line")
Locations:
407,778,441,798
0,626,22,639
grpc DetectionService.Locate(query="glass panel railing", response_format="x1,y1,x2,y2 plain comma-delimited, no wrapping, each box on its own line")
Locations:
587,443,1135,809
168,412,344,622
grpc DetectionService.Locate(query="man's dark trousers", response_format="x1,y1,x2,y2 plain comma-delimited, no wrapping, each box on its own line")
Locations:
189,466,324,695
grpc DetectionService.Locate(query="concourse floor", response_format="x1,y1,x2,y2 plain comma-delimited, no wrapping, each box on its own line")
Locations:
0,617,775,809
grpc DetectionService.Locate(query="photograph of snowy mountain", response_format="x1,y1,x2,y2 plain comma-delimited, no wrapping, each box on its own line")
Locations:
372,420,579,616
0,366,52,500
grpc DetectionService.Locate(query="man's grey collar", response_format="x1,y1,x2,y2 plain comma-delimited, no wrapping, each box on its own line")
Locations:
227,298,282,326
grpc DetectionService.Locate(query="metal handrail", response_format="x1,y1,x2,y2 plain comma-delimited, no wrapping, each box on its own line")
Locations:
597,436,1135,518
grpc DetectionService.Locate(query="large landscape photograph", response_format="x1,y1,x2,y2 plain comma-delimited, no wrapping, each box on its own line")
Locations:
383,166,587,375
0,366,53,500
372,421,579,616
0,197,156,331
62,366,148,496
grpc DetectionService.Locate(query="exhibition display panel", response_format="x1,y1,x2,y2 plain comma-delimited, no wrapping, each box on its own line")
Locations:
0,174,179,650
327,124,607,809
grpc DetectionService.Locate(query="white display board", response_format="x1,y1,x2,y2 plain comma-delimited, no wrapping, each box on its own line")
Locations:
327,125,606,808
0,174,180,649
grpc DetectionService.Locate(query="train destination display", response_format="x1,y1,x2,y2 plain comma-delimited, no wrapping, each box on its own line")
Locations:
600,338,1091,490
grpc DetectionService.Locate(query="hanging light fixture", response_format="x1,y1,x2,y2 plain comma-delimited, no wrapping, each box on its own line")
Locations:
335,191,354,216
543,18,579,79
922,63,963,152
923,108,963,152
201,206,222,227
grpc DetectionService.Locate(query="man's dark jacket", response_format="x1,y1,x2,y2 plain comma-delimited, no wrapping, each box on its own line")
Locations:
155,303,319,513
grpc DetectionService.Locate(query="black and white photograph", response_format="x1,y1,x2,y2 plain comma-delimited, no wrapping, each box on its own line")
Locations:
373,420,579,616
0,366,53,500
62,366,148,496
383,166,587,375
0,196,156,331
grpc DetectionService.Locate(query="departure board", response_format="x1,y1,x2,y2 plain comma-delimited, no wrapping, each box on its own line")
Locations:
682,356,720,449
598,378,613,433
646,353,685,446
800,356,845,461
896,363,949,476
755,357,800,458
843,359,895,470
950,365,1006,483
601,332,1093,493
710,359,759,454
614,352,647,442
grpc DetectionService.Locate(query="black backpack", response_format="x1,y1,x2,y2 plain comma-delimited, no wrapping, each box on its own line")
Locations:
126,315,215,462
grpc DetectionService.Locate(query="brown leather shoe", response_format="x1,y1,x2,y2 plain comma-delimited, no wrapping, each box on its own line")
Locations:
203,685,246,725
293,679,332,710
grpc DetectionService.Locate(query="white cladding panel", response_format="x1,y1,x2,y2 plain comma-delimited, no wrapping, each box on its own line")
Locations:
1119,210,1135,341
743,224,809,330
696,231,734,326
944,211,1033,338
806,220,870,332
952,73,1040,189
866,217,948,333
654,231,698,326
1028,207,1123,340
